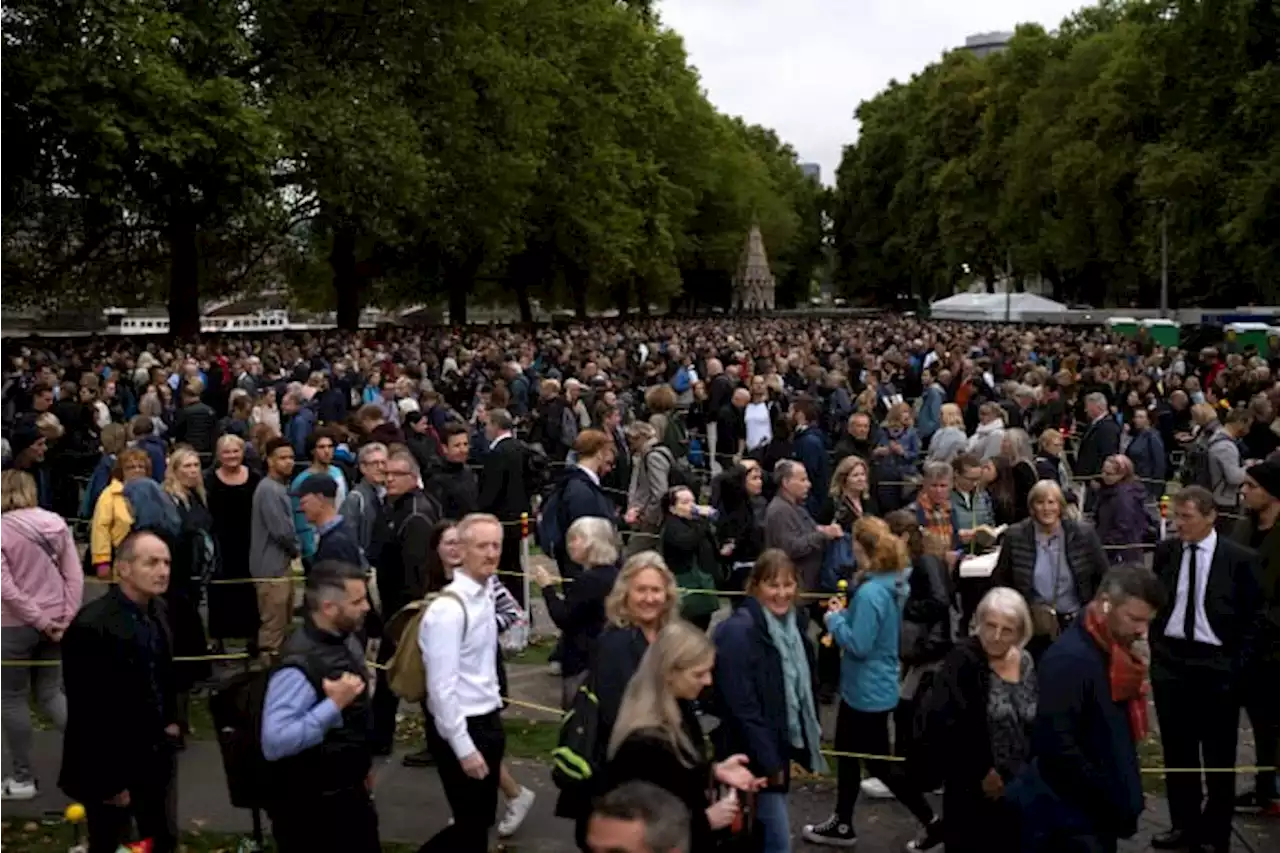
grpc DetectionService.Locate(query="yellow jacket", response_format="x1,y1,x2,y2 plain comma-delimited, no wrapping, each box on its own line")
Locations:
90,480,133,566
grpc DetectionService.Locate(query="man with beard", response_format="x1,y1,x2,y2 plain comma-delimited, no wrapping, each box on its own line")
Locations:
1232,461,1280,817
261,561,379,852
1009,564,1166,852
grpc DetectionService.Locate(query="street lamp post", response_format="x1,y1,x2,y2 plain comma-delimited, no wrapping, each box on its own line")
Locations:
1160,203,1169,319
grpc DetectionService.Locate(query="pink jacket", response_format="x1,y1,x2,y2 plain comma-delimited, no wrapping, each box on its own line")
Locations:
1,508,84,631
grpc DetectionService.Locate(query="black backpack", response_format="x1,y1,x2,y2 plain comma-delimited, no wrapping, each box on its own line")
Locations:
521,441,551,498
552,679,602,794
1179,433,1216,489
209,668,272,809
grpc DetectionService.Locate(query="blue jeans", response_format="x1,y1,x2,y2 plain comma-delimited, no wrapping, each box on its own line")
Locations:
756,790,791,852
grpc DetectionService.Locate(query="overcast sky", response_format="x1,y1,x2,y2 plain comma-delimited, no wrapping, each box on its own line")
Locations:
658,0,1089,182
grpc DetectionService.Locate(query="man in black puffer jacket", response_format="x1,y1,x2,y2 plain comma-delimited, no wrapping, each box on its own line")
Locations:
427,422,479,521
260,561,379,852
170,382,217,457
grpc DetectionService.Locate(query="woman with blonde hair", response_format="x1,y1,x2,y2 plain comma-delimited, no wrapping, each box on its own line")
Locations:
913,587,1036,853
559,550,679,845
927,402,968,463
162,446,217,741
605,621,765,851
205,435,261,644
805,515,941,847
873,401,920,512
1,470,82,800
824,454,879,528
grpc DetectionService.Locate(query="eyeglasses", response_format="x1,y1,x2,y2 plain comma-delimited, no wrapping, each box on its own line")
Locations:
386,469,414,479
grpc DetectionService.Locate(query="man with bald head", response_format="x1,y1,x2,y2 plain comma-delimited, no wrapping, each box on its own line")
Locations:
60,531,180,853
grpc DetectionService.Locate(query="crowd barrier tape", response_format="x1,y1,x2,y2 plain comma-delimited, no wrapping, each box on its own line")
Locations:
0,656,1271,776
494,694,1274,774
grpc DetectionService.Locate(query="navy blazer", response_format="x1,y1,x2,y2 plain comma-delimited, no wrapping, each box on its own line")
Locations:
1016,620,1144,842
711,598,817,790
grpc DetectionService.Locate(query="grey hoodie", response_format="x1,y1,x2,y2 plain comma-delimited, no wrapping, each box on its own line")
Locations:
250,476,298,578
1203,422,1246,509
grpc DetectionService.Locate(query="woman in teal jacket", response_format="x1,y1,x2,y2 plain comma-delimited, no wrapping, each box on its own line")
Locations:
803,515,942,849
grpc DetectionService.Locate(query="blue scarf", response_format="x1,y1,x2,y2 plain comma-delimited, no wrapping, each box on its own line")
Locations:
764,608,828,774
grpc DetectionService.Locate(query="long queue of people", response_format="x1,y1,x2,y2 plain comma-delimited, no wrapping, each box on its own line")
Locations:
1,317,1278,853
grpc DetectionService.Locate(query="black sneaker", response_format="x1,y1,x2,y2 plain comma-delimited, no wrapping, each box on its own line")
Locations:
401,747,434,767
905,818,943,851
1235,788,1280,816
802,814,857,847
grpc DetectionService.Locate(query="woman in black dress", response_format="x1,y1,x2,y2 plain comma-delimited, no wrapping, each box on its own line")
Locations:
204,435,261,647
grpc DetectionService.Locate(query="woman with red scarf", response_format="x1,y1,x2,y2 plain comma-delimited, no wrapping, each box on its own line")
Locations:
1005,564,1166,853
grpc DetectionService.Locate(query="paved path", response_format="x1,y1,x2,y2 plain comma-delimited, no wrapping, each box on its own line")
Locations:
7,730,1274,851
9,658,1275,852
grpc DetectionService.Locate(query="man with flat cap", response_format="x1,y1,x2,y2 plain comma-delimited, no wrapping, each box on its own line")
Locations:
297,474,363,568
1232,459,1280,817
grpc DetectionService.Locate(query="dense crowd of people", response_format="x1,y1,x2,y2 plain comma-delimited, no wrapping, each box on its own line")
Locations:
1,315,1277,853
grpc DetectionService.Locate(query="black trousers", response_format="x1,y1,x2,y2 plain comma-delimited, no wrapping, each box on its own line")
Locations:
419,709,506,853
498,525,525,608
833,702,935,827
1152,657,1239,849
1245,661,1280,800
269,785,380,852
85,751,177,853
370,633,398,753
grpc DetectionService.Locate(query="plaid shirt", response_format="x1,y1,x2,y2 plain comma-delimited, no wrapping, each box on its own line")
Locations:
914,492,955,548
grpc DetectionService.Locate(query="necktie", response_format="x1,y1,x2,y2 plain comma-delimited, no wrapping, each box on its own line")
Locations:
1183,544,1198,641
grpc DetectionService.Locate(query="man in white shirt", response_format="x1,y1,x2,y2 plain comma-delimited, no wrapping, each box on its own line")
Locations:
418,513,506,852
1150,486,1264,853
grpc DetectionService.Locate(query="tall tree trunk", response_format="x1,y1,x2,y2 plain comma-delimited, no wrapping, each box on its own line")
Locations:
613,281,630,317
167,221,201,338
448,280,467,327
514,278,533,324
331,228,361,332
636,278,650,317
571,272,588,320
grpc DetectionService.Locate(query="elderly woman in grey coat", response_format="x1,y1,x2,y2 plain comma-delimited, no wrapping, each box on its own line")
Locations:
624,421,670,556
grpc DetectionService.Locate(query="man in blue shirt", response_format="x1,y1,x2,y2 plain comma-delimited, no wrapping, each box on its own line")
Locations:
260,560,378,852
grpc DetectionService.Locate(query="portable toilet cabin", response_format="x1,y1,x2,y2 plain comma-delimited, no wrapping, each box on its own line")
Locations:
1226,322,1271,353
1269,327,1280,357
1140,318,1179,347
1107,317,1139,339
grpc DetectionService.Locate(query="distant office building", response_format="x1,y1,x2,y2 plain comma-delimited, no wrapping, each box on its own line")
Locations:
965,31,1012,58
800,162,821,182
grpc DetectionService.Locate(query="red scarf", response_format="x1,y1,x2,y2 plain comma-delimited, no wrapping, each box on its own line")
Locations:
1083,601,1149,741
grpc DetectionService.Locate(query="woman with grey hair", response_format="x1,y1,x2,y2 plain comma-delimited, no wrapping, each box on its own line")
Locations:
992,480,1109,658
1001,427,1040,523
624,422,667,555
531,517,622,707
914,586,1037,853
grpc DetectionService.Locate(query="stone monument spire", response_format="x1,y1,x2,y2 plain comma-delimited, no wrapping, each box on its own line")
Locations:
732,223,776,312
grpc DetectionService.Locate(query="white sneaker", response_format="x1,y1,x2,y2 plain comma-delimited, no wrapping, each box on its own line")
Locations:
496,786,535,838
2,778,37,800
860,777,895,800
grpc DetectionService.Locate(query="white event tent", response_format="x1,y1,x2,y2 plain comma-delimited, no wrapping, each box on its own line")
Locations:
929,292,1072,322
